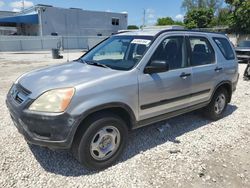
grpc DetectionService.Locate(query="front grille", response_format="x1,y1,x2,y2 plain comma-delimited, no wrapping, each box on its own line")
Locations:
11,84,31,104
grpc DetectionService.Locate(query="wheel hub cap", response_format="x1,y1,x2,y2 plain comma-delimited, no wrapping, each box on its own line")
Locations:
90,126,121,161
214,94,226,114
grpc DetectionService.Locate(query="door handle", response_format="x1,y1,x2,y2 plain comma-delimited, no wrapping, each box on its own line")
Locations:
180,72,191,79
215,67,223,72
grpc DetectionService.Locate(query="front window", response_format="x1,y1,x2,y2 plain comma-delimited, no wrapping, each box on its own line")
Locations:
81,36,153,70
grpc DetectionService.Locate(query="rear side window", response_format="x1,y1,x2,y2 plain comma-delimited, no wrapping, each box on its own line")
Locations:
188,37,215,66
213,37,235,60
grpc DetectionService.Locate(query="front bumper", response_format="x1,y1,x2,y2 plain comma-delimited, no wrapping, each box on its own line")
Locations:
6,91,79,149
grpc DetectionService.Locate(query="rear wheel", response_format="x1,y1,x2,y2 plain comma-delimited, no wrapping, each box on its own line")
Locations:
72,113,128,170
204,88,229,121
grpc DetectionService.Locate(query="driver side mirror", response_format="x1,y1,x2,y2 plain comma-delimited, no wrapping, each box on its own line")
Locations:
144,60,169,74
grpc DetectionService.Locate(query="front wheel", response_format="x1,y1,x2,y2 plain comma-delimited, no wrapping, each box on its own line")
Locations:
72,113,128,170
204,88,229,121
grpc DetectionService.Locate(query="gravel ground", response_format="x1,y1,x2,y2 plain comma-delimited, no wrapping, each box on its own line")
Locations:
0,51,249,188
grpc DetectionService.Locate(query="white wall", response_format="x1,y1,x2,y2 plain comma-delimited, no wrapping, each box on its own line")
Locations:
227,34,250,46
0,35,107,51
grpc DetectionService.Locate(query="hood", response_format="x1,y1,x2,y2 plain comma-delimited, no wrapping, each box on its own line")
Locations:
18,61,118,98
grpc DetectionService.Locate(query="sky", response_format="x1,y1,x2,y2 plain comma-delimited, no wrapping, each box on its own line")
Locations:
0,0,185,25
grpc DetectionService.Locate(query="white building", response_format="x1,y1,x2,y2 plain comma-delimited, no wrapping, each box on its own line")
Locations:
0,4,128,36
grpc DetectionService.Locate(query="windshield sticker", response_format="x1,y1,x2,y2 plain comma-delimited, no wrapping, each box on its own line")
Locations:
131,39,151,46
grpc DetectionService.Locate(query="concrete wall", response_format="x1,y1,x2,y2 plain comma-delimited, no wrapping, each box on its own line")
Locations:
0,35,107,52
40,7,127,36
228,34,250,46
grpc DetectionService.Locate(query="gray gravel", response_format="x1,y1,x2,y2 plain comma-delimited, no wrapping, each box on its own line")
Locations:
0,51,249,188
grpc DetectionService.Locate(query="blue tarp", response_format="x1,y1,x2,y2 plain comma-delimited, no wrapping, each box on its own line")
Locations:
0,14,38,24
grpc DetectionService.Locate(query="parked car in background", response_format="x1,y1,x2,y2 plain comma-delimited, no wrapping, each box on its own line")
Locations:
235,40,250,63
6,29,239,170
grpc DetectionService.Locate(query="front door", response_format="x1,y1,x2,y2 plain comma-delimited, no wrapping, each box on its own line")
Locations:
138,36,192,121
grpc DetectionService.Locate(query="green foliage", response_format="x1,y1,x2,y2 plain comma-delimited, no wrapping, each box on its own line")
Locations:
127,25,139,30
225,0,250,33
156,17,175,25
156,17,184,26
184,8,214,29
216,8,231,26
182,0,223,12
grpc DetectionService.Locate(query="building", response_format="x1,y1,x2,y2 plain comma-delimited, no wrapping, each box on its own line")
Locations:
0,11,17,35
0,4,128,36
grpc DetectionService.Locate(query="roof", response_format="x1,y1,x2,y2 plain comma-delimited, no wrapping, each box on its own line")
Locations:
0,14,38,24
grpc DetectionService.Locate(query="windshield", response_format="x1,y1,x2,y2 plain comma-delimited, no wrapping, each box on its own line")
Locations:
80,35,153,71
238,41,250,48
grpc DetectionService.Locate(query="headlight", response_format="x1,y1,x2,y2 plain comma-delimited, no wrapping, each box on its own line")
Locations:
29,88,75,113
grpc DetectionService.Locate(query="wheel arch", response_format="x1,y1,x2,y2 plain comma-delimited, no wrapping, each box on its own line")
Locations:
212,81,233,103
71,102,136,148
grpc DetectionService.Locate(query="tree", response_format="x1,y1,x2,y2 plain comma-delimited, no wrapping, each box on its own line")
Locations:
216,8,231,26
182,0,223,12
184,8,214,29
225,0,250,33
127,25,139,30
156,17,184,26
156,17,175,25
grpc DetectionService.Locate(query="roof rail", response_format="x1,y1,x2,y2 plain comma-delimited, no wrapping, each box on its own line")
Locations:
154,29,225,39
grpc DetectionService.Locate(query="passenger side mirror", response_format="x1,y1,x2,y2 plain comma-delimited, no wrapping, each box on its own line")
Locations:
144,60,169,74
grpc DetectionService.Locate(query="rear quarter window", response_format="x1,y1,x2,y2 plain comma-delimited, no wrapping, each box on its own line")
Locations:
213,37,235,60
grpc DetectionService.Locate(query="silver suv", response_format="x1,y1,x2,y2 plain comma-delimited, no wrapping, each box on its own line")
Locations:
6,29,239,170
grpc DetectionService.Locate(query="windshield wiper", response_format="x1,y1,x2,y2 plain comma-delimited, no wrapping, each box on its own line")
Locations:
76,59,111,69
85,61,111,69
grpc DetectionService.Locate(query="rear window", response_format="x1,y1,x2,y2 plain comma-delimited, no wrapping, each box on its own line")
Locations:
213,37,235,60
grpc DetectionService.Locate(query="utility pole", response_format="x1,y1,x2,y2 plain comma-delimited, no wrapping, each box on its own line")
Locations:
22,0,25,13
142,9,146,29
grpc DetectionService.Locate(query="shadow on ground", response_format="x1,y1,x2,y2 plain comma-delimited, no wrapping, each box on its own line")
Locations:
29,104,237,177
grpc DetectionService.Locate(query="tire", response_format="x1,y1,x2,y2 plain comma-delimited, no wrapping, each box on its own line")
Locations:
204,88,229,121
72,113,128,170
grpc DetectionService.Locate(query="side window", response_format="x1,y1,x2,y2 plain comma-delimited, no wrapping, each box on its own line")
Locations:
150,36,187,70
213,37,235,60
189,37,215,66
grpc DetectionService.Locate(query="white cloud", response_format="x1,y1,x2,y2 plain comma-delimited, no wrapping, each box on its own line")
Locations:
121,11,128,14
0,1,5,7
12,8,21,12
175,14,184,21
146,9,156,25
10,0,34,9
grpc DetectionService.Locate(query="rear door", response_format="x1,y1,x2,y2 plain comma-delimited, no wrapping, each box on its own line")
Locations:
187,35,218,105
